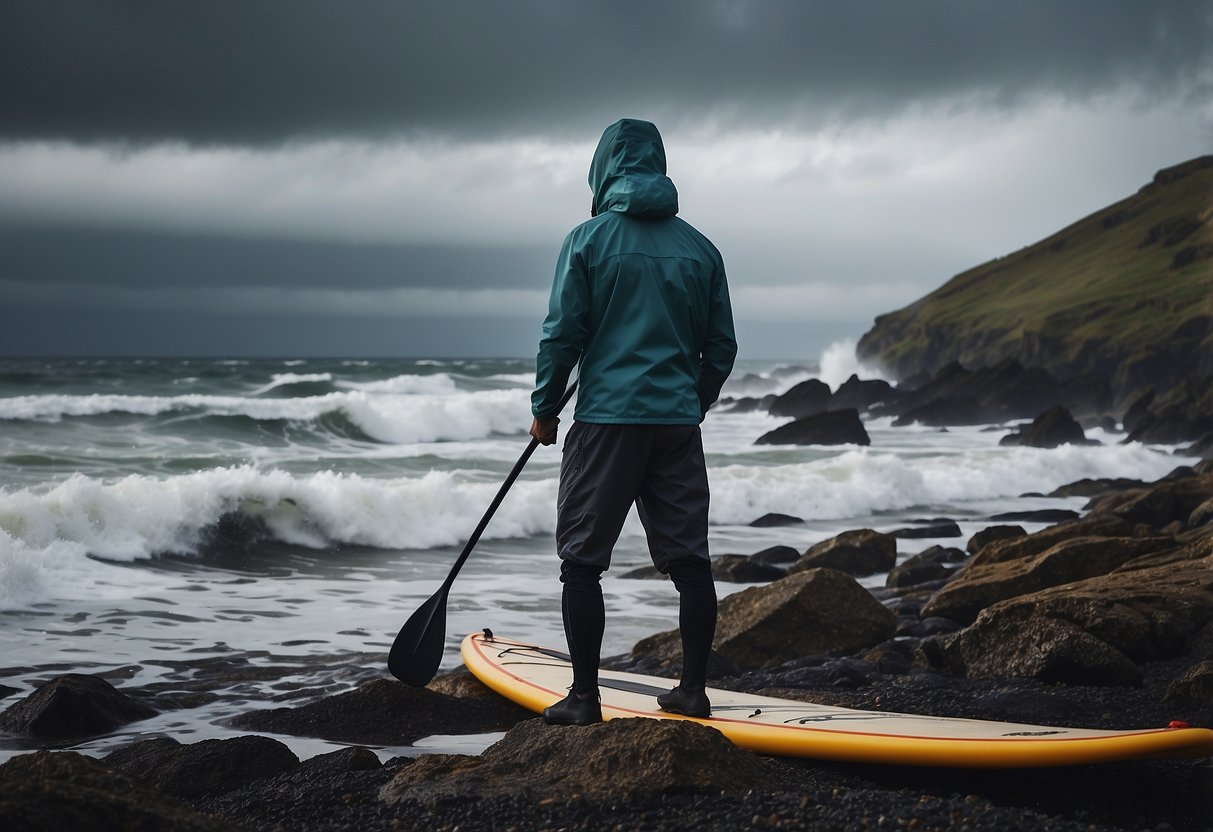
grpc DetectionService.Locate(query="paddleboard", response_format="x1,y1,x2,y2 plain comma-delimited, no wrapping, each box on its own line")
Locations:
462,631,1213,768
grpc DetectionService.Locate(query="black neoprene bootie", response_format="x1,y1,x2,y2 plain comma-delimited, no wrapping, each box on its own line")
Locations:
657,685,711,718
542,691,602,725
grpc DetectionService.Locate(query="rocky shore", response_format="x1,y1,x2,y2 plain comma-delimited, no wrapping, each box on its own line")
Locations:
3,464,1213,830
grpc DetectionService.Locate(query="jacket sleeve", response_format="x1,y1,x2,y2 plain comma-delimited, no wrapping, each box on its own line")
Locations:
696,262,737,418
532,233,589,421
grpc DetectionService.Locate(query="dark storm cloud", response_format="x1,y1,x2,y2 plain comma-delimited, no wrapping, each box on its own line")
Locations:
0,226,553,290
3,0,1210,146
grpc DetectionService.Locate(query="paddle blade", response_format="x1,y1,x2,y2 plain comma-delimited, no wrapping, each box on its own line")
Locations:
388,590,448,686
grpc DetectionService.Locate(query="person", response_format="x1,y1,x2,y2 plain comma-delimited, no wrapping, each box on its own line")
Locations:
529,118,737,725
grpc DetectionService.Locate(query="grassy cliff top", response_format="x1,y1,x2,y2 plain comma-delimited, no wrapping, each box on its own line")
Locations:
857,156,1213,393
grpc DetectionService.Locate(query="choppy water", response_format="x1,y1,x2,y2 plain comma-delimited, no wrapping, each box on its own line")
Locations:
0,354,1194,761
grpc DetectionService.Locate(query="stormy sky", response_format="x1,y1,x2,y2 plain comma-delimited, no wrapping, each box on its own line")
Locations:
1,1,1210,360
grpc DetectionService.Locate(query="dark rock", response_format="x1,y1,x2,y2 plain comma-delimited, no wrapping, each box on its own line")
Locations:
895,616,964,639
719,396,766,413
886,546,966,589
1190,496,1213,528
755,408,870,446
966,524,1027,554
1000,406,1095,448
941,535,1213,684
0,685,18,700
890,522,962,539
229,677,531,744
632,568,897,670
1121,387,1156,434
711,554,785,583
1086,473,1213,529
749,545,801,566
104,735,300,799
1126,378,1213,444
619,564,665,579
378,717,781,806
0,751,237,832
1047,477,1148,498
987,508,1081,523
923,535,1174,624
749,512,804,527
894,396,984,427
1165,660,1213,707
768,378,831,419
828,374,898,412
0,674,157,738
790,529,896,578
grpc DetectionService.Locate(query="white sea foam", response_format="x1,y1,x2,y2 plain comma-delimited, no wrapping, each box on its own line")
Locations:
816,339,888,389
0,387,532,443
337,373,459,394
0,466,560,608
709,441,1184,525
249,372,334,394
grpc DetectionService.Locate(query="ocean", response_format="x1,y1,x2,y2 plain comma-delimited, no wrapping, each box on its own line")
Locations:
0,351,1195,762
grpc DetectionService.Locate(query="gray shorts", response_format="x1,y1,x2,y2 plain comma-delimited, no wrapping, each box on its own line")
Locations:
556,422,710,572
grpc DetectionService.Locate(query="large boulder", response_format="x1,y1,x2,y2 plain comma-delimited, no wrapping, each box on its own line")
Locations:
999,406,1094,448
939,537,1213,685
768,378,832,419
965,524,1026,555
960,513,1138,568
0,674,157,739
886,546,966,589
755,408,870,446
921,535,1174,624
103,735,300,799
229,677,531,744
0,751,238,832
632,568,897,669
711,554,786,583
1085,473,1213,530
378,718,778,806
828,374,898,412
789,529,896,578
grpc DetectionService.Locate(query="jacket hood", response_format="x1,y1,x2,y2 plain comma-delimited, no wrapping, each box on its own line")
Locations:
589,119,679,219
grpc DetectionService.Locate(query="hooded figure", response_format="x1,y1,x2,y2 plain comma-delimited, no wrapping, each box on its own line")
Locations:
530,119,737,726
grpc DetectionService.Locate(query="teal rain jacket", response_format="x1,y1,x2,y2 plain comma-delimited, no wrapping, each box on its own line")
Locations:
532,119,737,424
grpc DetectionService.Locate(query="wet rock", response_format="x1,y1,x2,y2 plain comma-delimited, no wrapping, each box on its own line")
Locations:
1086,474,1213,530
1165,660,1213,708
987,508,1081,523
633,568,897,669
379,717,780,806
749,545,801,566
965,513,1136,568
828,374,898,412
894,396,984,427
0,750,237,832
0,685,18,700
230,677,530,744
790,529,896,578
0,673,157,738
104,735,300,799
1190,496,1213,528
923,535,1174,624
966,524,1027,554
886,546,966,589
712,554,786,583
749,512,804,527
768,378,831,419
895,616,963,639
619,564,664,579
755,408,870,446
941,538,1213,684
1047,478,1147,498
890,521,962,539
1000,406,1095,448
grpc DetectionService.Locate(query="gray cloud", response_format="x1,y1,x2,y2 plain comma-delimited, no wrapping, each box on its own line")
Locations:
3,1,1210,146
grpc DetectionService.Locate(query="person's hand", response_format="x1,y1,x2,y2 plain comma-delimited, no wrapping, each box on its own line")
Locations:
530,417,560,445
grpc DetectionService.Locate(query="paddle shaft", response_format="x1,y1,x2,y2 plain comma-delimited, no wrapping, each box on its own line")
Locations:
437,380,576,593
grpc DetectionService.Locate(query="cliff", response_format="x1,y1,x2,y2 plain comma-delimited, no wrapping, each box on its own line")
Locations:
856,156,1213,403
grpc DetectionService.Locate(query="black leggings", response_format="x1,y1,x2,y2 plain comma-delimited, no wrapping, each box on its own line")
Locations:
561,556,716,695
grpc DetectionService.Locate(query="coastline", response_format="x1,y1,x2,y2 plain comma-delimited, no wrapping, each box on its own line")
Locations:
3,462,1211,831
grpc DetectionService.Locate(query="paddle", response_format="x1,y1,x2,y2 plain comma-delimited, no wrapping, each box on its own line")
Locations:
388,381,577,686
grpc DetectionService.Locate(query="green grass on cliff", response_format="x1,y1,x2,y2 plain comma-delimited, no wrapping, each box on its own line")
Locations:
858,156,1213,389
